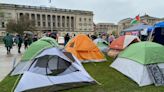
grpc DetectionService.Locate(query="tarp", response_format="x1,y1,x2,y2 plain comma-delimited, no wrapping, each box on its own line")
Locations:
65,34,105,62
154,21,164,28
122,23,152,32
119,41,164,64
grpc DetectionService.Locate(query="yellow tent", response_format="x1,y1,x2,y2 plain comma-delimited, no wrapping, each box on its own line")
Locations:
65,34,106,62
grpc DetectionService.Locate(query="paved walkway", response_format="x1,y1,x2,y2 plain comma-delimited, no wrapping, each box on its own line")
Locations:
0,44,25,82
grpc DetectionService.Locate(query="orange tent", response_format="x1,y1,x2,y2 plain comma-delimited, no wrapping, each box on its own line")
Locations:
108,35,140,58
110,35,140,50
65,34,105,62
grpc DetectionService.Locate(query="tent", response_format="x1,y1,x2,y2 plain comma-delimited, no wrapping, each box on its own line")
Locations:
93,38,109,52
111,42,164,86
151,21,164,45
11,47,96,92
108,35,140,58
22,37,59,61
65,34,106,62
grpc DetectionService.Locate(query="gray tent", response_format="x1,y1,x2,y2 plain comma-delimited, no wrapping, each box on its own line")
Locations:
11,47,96,92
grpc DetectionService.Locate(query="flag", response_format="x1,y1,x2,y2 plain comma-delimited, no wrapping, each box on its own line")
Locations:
130,19,139,25
130,15,140,25
135,15,140,21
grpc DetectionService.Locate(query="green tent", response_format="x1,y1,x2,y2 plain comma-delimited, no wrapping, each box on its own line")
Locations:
22,37,59,61
119,41,164,64
93,38,109,52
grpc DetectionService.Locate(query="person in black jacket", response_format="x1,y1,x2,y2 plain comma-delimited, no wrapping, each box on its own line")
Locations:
15,34,23,53
64,33,70,46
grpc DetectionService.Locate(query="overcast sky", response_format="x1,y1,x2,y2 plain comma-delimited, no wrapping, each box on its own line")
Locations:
0,0,164,24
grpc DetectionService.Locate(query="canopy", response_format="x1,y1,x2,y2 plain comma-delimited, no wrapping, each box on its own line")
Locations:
122,23,152,32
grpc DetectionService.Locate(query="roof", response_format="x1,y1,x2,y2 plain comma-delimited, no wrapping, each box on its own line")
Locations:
0,3,93,15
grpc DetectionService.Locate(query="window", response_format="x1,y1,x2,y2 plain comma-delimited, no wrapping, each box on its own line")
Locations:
89,18,91,22
43,22,46,27
47,15,51,21
84,18,86,22
2,22,5,28
48,22,51,27
37,14,40,20
79,18,81,21
37,22,40,26
53,22,55,27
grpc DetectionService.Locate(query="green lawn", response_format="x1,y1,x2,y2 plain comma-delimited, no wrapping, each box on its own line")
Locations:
1,58,164,92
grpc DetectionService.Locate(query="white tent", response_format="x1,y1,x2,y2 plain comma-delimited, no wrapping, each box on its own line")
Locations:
11,48,96,92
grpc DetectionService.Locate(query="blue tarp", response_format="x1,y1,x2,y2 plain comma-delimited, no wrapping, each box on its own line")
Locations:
147,27,154,32
122,23,153,32
154,21,164,28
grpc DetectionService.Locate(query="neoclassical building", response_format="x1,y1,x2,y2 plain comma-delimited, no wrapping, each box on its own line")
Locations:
95,23,118,34
0,3,94,36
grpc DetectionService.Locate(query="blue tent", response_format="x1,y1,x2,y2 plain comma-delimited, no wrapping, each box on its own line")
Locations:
152,21,164,45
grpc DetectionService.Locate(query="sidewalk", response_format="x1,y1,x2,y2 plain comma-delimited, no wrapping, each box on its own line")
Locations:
0,44,25,81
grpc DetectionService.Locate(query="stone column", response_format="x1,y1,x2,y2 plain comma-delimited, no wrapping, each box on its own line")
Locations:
60,15,62,28
55,15,58,29
69,16,71,31
45,14,48,28
29,13,31,20
50,15,53,32
40,14,43,29
34,14,37,27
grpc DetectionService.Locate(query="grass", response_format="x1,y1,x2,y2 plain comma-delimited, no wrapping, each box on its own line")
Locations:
1,57,164,92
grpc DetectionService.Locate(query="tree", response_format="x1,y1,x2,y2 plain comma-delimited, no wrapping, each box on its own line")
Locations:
6,15,36,35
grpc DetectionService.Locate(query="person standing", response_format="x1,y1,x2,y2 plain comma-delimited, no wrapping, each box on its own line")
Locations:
15,34,23,53
32,35,38,42
24,35,28,49
108,34,115,44
3,33,13,54
64,33,70,46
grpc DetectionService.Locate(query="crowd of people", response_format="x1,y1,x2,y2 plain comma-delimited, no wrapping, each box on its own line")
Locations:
2,32,116,55
3,33,38,54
